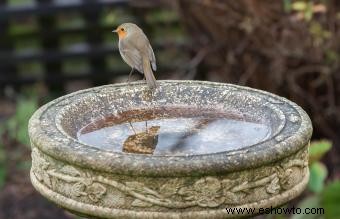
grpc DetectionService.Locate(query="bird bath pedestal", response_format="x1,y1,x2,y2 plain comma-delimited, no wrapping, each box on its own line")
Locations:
28,81,312,219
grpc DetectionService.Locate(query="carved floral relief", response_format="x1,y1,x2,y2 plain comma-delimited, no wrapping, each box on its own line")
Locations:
31,146,308,209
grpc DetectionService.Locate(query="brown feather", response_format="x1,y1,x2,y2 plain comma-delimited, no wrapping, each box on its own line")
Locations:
143,56,157,89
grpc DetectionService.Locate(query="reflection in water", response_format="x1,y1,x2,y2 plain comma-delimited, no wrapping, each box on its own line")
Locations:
77,110,271,156
123,125,160,154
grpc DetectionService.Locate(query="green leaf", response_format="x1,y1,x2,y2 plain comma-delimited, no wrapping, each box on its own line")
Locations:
308,162,327,193
309,140,332,164
13,97,38,146
292,196,322,219
292,1,307,11
283,0,292,13
325,50,339,64
17,160,32,170
322,181,340,219
0,123,5,135
0,166,6,189
304,2,314,21
6,117,17,135
0,145,5,189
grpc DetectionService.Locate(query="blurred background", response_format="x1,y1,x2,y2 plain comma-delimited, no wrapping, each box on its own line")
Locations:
0,0,339,218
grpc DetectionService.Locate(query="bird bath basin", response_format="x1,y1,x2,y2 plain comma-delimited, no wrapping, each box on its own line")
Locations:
28,80,312,218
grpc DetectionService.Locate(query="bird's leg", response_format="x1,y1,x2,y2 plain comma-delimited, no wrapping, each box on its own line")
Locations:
126,68,134,83
142,75,147,87
128,121,137,135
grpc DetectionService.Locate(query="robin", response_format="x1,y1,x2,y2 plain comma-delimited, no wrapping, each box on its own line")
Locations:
112,23,157,89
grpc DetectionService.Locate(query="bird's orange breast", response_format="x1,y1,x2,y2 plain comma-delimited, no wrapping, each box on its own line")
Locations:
117,29,127,39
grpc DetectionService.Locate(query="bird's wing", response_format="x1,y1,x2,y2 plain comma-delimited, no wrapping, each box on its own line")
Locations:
129,32,157,71
148,44,157,71
120,46,144,74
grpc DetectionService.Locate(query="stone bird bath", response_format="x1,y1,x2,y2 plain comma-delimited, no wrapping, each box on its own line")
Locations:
28,80,312,218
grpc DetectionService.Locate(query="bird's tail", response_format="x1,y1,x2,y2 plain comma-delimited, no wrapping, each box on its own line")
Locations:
142,56,157,89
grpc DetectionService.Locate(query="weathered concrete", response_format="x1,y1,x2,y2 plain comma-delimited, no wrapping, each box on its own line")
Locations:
28,80,312,218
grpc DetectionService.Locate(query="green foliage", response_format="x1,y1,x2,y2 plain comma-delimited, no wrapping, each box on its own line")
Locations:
17,160,32,170
309,22,331,46
308,162,327,193
292,196,321,219
283,0,332,54
284,1,328,22
0,92,39,189
307,140,331,194
9,19,38,36
309,140,332,164
0,133,5,189
304,2,314,21
146,10,178,23
325,50,340,64
1,91,39,147
9,0,34,6
0,167,5,189
291,1,309,11
291,140,338,219
266,139,335,219
322,181,340,219
0,119,6,189
289,0,314,21
57,13,85,29
308,140,331,195
284,0,292,13
5,97,38,146
63,58,90,74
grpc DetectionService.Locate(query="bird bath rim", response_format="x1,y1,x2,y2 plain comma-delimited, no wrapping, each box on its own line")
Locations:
28,80,312,177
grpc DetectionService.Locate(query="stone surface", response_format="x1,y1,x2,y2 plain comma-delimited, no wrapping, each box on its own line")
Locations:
28,80,313,218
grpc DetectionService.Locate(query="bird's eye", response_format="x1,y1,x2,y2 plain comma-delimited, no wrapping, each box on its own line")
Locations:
120,28,125,31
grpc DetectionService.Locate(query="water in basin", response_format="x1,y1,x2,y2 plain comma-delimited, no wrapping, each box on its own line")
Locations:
77,107,271,156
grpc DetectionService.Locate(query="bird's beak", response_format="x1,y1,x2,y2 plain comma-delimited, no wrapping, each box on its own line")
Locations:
112,29,117,33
